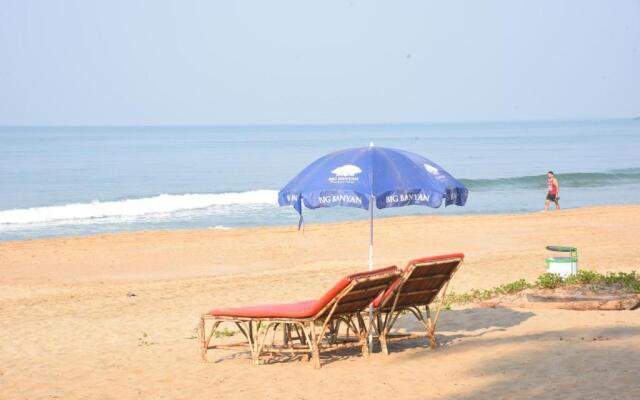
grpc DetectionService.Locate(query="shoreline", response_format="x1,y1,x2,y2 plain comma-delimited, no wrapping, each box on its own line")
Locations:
2,202,638,245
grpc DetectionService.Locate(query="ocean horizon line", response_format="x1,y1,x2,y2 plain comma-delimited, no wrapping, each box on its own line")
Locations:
0,116,636,131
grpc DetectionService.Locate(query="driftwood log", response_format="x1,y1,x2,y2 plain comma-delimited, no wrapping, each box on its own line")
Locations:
478,291,640,311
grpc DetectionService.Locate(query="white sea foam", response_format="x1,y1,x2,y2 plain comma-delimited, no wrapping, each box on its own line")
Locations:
0,190,279,225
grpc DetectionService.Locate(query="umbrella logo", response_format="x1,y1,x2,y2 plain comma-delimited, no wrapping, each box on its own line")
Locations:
332,165,362,177
424,164,439,174
329,164,362,183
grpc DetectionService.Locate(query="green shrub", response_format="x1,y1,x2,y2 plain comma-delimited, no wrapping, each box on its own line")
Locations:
564,270,602,285
535,272,564,289
498,279,532,294
628,280,640,293
604,271,640,293
214,327,237,338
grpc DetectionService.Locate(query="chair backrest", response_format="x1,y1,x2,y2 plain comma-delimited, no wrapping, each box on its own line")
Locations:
312,266,401,319
377,253,464,310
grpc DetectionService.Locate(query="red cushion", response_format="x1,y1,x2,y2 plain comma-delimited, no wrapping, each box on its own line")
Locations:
209,300,318,318
372,253,464,308
209,265,399,319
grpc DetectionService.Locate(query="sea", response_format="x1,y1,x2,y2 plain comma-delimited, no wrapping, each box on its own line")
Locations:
1,119,639,241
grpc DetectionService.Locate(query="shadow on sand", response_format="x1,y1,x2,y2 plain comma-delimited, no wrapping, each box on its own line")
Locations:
456,327,640,399
402,319,640,400
376,307,536,353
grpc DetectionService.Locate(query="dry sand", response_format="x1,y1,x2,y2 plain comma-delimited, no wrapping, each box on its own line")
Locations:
1,205,639,399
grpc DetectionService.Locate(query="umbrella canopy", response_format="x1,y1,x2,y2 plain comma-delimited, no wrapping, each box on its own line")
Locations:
279,144,468,219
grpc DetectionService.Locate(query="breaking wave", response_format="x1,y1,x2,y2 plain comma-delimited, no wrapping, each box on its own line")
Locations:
2,168,639,227
0,190,279,226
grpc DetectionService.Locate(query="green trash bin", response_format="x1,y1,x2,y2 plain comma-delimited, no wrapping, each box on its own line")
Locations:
545,246,578,278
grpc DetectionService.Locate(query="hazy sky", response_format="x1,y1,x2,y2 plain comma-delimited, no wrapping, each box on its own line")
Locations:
1,1,639,125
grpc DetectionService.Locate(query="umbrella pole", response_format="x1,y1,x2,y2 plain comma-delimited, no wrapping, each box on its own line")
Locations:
368,195,374,347
369,196,373,271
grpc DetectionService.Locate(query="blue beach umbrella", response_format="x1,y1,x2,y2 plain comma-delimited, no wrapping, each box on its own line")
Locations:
279,143,469,272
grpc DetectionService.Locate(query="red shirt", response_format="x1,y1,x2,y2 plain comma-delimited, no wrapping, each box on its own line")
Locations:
548,177,558,195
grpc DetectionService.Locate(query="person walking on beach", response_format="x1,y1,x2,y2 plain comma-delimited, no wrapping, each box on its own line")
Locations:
544,171,560,211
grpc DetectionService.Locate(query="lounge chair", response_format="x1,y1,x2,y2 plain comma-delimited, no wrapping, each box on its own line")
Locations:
199,266,401,368
371,253,464,354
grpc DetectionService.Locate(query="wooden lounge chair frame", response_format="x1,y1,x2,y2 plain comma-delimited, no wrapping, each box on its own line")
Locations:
199,267,400,368
372,254,464,354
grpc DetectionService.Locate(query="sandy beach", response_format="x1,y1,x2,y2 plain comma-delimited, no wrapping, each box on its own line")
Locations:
1,205,640,399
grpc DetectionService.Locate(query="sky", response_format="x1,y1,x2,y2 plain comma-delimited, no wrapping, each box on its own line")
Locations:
0,0,639,126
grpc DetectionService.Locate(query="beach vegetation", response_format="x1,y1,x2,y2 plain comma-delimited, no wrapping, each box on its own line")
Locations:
603,271,640,292
442,270,640,308
499,278,533,293
535,272,564,289
563,270,600,285
214,327,237,338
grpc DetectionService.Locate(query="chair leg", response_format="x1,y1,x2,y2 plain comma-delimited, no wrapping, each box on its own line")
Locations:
201,319,221,362
244,321,260,365
379,332,389,355
425,306,438,349
308,322,321,369
379,311,402,355
199,317,207,361
330,319,341,344
375,312,383,336
427,329,437,349
356,313,370,358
